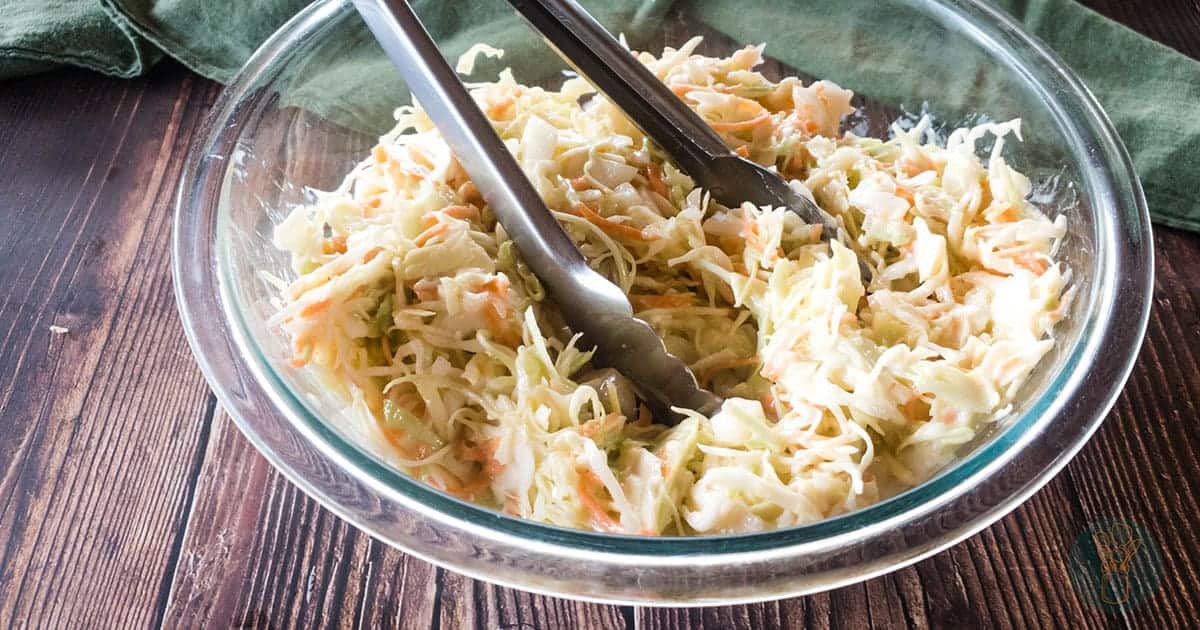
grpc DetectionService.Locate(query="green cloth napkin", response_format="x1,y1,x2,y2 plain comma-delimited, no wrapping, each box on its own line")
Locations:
2,0,1197,232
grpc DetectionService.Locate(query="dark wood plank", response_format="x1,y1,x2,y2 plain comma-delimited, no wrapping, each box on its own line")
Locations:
0,64,223,627
160,411,632,630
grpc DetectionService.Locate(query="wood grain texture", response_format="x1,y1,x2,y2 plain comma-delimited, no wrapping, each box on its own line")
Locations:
159,410,631,630
0,64,223,628
0,0,1198,628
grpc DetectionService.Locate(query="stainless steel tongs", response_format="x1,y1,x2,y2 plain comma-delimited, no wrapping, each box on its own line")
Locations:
504,0,847,245
353,0,866,420
353,0,721,419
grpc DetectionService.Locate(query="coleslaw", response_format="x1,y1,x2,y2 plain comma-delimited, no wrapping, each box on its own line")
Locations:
268,38,1072,535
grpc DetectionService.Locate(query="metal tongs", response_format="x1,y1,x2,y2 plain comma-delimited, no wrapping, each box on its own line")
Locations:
352,0,858,420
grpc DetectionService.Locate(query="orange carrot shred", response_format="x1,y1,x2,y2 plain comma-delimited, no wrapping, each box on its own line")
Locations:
646,163,669,198
578,471,624,533
413,222,451,246
710,111,770,132
299,299,331,318
568,203,656,242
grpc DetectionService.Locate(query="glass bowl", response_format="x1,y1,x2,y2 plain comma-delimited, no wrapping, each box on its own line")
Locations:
174,0,1153,605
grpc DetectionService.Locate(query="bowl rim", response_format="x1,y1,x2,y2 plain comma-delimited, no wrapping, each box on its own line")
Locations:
173,0,1154,604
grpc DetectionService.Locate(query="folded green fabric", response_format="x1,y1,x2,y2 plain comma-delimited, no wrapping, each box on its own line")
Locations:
0,1,160,79
2,0,1197,232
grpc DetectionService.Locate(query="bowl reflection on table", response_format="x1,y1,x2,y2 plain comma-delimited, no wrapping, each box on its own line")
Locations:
173,0,1152,604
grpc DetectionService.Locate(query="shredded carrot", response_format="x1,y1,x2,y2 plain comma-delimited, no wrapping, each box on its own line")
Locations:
459,440,504,476
481,276,520,346
710,111,770,132
629,293,694,311
570,176,590,191
287,264,343,300
420,204,477,230
578,471,623,533
567,203,657,241
735,145,750,158
381,425,433,460
901,153,935,177
646,163,669,198
299,298,331,318
377,411,434,460
384,160,422,188
782,153,811,177
741,211,762,245
1013,251,1049,275
480,453,504,480
484,306,520,346
443,204,477,220
288,333,313,367
900,393,930,422
414,222,451,246
488,94,517,119
287,247,381,300
580,412,623,438
740,210,781,264
372,145,389,164
483,275,510,297
669,83,736,96
322,234,348,255
995,207,1019,222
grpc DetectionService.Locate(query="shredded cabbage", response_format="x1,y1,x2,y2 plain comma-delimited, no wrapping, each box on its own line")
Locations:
270,38,1072,535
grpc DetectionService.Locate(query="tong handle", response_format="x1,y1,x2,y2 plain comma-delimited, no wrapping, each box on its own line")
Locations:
508,0,733,176
352,0,588,283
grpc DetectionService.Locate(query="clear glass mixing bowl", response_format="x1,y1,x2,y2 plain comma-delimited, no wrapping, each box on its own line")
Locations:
174,0,1153,604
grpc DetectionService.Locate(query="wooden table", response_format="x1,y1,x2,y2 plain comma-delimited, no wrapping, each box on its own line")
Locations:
2,2,1197,627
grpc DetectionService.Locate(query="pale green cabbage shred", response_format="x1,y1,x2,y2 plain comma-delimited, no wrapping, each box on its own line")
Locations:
270,38,1072,535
